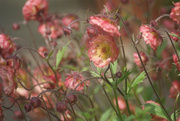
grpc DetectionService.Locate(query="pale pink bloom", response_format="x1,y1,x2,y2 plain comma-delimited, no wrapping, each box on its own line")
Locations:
169,80,180,99
0,34,16,58
0,66,17,95
89,15,120,37
62,14,79,30
88,34,119,68
22,0,48,21
65,71,90,91
133,51,148,67
170,2,180,25
173,54,180,71
140,25,162,51
38,21,63,39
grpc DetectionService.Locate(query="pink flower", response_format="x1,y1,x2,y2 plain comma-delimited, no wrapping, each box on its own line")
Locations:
88,34,119,68
89,15,120,37
169,80,180,99
38,21,63,39
140,25,162,51
22,0,48,21
0,34,16,58
173,54,180,71
0,66,17,95
113,96,126,110
133,51,148,67
65,71,90,91
170,2,180,25
62,14,79,30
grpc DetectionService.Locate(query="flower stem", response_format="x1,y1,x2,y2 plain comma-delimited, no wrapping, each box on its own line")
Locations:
117,13,172,121
114,89,123,121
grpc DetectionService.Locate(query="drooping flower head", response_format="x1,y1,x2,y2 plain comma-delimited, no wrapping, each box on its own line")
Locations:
0,66,17,95
89,15,120,37
133,51,148,67
169,80,180,99
38,46,48,58
62,14,79,30
140,25,162,51
173,54,180,71
0,34,16,58
170,31,180,42
38,20,63,39
22,0,49,21
170,2,180,25
65,71,90,91
88,34,119,68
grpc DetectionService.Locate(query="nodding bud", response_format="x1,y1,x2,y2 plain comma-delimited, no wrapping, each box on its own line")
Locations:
56,101,67,113
24,103,32,112
6,56,21,70
12,23,20,30
63,27,72,36
86,27,97,37
30,97,41,109
137,33,142,39
66,95,77,105
150,20,157,27
45,28,51,35
115,71,122,78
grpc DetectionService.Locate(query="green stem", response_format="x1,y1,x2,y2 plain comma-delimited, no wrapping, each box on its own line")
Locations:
114,89,123,121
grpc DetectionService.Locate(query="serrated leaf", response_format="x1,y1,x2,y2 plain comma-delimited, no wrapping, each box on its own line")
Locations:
90,71,101,77
56,42,70,67
127,71,146,93
144,103,169,120
171,108,180,121
110,60,118,75
100,108,112,121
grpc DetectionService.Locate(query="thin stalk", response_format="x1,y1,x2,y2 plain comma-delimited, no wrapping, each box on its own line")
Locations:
174,93,180,121
88,97,97,121
117,13,172,121
69,102,77,119
41,98,52,121
102,86,119,116
114,89,123,121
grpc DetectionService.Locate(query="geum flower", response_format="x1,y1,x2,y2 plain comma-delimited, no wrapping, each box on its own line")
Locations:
140,25,162,51
88,34,119,68
133,51,148,67
65,71,90,91
22,0,48,21
173,54,180,71
0,66,17,95
89,15,120,37
169,80,180,99
170,2,180,25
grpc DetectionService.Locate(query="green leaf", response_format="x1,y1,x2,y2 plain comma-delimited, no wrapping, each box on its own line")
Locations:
144,103,169,120
90,71,101,77
171,108,180,121
56,42,70,68
127,71,146,93
110,60,118,75
100,108,112,121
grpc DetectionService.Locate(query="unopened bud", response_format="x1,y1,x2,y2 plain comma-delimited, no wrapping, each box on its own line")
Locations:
63,27,72,36
56,101,67,113
24,103,32,112
30,97,41,109
115,71,122,78
66,94,77,105
12,23,20,30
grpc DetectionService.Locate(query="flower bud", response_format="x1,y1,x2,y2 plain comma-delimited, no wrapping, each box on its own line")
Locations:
6,56,21,70
115,71,122,78
56,101,68,113
66,95,77,105
24,103,32,112
150,20,157,27
12,23,20,30
63,27,72,36
30,97,41,109
86,27,97,37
